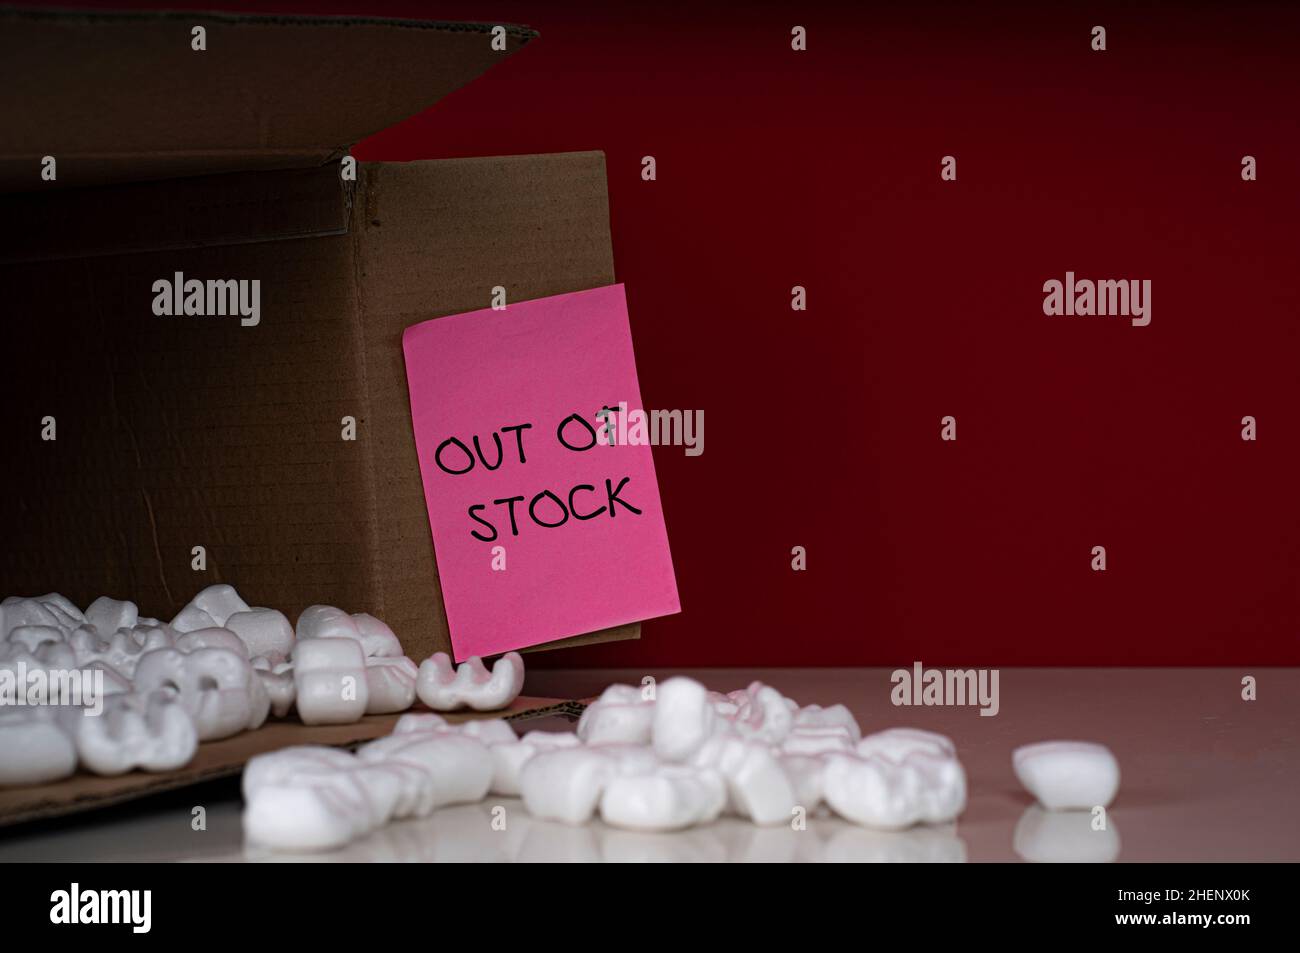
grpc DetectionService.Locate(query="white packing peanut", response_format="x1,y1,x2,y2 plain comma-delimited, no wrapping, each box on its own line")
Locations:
415,651,524,712
1012,741,1120,810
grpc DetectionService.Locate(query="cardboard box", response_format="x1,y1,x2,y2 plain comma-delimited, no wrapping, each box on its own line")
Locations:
0,9,639,661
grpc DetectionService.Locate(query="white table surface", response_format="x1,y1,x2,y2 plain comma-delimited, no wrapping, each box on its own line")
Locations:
1,668,1295,862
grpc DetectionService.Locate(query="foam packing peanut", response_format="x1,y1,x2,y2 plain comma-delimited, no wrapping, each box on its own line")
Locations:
691,734,798,825
1,641,78,684
518,744,661,826
245,741,460,840
2,596,66,636
591,742,660,775
243,745,359,796
244,781,373,851
133,624,176,653
174,626,248,656
86,661,133,695
653,676,800,824
822,750,967,830
254,662,296,718
599,765,727,832
780,725,857,757
793,703,861,742
355,760,440,822
244,749,431,852
295,606,413,715
7,624,66,654
47,604,88,635
68,626,170,680
576,683,654,745
296,605,403,658
416,651,524,711
165,582,253,637
357,732,494,807
133,646,269,741
855,727,955,763
293,638,369,725
295,604,359,643
726,681,797,744
170,605,218,634
393,712,449,735
83,596,139,638
705,691,739,719
351,613,403,658
519,747,616,825
33,593,85,626
652,676,715,761
364,656,418,714
780,754,827,811
366,710,525,794
0,707,78,786
490,730,580,796
456,717,518,746
251,652,286,670
1013,741,1120,810
75,691,198,776
372,710,516,742
185,584,251,628
224,609,294,660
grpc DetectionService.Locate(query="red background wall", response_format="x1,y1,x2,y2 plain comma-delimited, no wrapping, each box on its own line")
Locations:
59,1,1300,666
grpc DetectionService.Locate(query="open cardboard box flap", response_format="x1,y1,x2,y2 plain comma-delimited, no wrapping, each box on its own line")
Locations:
1,8,536,192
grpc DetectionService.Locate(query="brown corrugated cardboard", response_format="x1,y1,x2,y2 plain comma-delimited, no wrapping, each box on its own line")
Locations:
0,9,535,191
348,157,639,658
0,9,639,660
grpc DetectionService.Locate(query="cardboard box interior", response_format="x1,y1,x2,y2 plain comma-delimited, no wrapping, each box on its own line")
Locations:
0,9,640,661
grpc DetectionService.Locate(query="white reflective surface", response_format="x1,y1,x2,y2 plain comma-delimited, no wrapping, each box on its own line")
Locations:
0,668,1295,862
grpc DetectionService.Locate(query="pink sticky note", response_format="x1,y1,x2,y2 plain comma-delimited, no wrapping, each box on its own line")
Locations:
402,284,680,659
